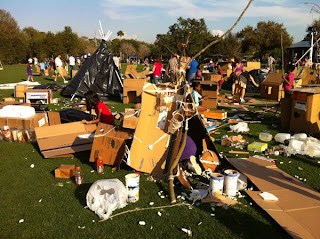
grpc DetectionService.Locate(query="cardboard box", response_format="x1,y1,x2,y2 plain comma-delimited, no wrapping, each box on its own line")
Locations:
45,111,61,125
14,84,28,98
0,101,31,109
89,123,133,170
25,89,53,104
202,73,221,82
247,142,268,152
35,122,96,158
121,109,139,129
0,113,49,130
203,110,227,120
260,73,284,101
123,78,147,103
55,165,75,178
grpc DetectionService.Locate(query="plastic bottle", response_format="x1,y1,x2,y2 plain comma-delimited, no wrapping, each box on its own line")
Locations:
97,157,104,174
274,133,291,143
75,167,83,186
3,126,13,142
259,132,273,142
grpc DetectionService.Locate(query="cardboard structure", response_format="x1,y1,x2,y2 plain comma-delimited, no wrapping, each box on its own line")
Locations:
197,81,218,109
202,73,221,82
124,64,150,79
89,123,133,170
243,61,261,72
25,89,53,104
295,67,318,85
35,122,96,158
121,108,139,129
260,73,284,101
289,87,320,134
123,78,148,104
0,113,49,130
227,157,320,239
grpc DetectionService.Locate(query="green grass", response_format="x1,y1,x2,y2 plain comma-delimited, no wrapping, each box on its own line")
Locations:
0,65,319,238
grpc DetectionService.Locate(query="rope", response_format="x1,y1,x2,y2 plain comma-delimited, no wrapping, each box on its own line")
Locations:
199,150,220,166
99,203,189,222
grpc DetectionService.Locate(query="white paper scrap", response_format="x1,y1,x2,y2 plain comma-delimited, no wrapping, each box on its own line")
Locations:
259,192,278,201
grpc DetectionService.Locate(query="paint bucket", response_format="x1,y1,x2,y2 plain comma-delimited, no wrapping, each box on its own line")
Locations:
237,173,247,190
125,173,140,203
224,169,240,197
209,173,224,196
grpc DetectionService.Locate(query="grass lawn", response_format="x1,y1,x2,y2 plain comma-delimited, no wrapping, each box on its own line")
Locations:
0,65,319,239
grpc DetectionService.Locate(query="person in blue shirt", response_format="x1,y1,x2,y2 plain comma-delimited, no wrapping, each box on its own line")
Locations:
39,61,45,76
191,82,208,112
187,59,198,84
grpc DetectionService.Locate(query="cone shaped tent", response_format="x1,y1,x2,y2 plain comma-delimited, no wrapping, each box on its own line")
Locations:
62,40,123,100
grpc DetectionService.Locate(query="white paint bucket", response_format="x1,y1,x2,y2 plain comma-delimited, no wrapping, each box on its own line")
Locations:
209,173,224,196
237,173,247,190
224,169,240,197
125,173,140,203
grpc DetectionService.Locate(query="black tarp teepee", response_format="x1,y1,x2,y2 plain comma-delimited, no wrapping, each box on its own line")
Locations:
62,40,123,100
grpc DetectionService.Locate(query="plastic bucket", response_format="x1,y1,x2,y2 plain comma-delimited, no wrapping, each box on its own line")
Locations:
224,169,240,197
209,173,224,196
125,173,140,203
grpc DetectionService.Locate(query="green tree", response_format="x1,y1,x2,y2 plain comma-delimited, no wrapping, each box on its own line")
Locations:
0,9,26,64
155,17,215,58
215,33,242,58
56,26,81,55
117,30,124,39
238,21,293,59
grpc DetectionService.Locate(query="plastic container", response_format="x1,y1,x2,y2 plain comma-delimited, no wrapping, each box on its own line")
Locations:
274,133,291,143
259,132,273,142
125,172,140,203
97,157,104,174
3,126,13,142
0,129,3,141
224,169,240,197
75,167,83,186
293,133,307,141
209,173,224,196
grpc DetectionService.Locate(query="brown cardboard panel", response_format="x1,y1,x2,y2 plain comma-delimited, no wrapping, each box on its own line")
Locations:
71,70,78,78
3,97,15,102
228,156,320,239
0,102,31,109
46,112,61,125
14,84,28,98
246,191,319,239
262,72,283,85
122,109,139,129
35,122,96,158
202,98,217,109
127,83,174,174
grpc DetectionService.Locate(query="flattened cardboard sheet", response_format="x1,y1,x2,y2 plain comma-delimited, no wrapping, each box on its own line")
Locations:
227,157,320,239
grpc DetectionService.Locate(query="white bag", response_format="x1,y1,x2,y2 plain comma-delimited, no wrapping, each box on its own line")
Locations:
86,179,128,220
230,122,249,133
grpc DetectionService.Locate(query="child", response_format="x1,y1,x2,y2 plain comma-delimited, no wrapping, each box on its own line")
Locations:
191,82,208,112
27,63,34,82
82,91,115,125
282,64,295,96
195,64,202,80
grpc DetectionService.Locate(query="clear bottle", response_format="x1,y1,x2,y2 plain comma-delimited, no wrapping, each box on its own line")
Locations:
259,132,273,142
3,126,13,142
97,157,104,174
75,167,83,186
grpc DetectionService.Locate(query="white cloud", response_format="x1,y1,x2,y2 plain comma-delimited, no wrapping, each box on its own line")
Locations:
212,29,224,37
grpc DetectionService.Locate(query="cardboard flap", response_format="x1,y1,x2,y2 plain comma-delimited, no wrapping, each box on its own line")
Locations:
35,122,87,138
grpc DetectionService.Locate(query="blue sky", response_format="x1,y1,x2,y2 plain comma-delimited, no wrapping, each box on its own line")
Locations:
2,0,319,44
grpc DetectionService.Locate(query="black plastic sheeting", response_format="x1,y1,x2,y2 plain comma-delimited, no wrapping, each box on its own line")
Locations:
62,40,122,101
223,69,269,93
59,109,95,123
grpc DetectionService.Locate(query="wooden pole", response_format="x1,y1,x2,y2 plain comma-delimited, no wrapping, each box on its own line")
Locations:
281,33,284,75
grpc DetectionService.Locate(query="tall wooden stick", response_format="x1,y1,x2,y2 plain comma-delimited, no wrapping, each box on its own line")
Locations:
281,33,284,75
184,0,253,70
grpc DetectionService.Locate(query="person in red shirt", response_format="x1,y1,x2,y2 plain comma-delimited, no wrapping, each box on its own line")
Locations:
82,91,115,125
152,56,163,84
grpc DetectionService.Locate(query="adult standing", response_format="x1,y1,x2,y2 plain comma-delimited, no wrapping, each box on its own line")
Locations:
231,57,244,95
187,58,198,84
152,56,163,84
69,55,76,70
166,54,179,83
267,55,276,72
54,54,67,83
292,52,299,66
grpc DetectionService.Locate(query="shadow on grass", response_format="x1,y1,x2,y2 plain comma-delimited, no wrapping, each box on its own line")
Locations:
75,183,92,207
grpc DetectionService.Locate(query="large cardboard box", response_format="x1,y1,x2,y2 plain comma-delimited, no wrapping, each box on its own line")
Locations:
35,122,96,158
121,109,139,129
25,89,53,104
0,113,48,129
14,84,28,98
289,87,320,134
0,101,31,109
260,72,284,101
202,73,221,82
89,123,133,170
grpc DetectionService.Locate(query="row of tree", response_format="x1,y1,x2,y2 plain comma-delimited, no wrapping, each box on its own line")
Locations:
0,8,319,64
